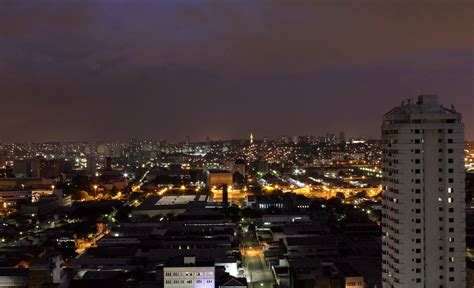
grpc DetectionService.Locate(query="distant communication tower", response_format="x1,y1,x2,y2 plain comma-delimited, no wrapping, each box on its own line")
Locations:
250,132,254,144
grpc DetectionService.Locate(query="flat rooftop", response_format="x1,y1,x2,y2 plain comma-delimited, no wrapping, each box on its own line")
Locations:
155,195,201,206
165,257,214,268
135,195,208,211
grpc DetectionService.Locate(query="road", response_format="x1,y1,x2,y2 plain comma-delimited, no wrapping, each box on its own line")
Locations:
241,226,276,288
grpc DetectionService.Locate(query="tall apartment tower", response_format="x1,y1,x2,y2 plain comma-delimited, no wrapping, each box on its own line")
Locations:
381,95,465,288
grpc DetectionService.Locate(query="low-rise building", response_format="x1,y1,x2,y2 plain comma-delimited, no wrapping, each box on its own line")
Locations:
334,262,364,288
163,256,215,288
284,236,338,259
258,214,311,228
132,195,208,218
206,170,232,187
20,189,70,216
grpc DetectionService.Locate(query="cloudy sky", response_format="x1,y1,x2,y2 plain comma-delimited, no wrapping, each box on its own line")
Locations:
0,0,472,142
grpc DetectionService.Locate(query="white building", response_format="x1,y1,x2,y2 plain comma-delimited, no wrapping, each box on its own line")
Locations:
381,95,466,287
163,256,215,288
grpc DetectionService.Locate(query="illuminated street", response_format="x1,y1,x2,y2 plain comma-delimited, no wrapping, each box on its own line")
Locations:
0,2,471,287
241,226,276,288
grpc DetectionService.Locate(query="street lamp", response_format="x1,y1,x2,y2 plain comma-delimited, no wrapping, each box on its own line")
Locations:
93,185,98,196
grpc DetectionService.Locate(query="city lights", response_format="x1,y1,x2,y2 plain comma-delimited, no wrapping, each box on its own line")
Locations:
0,2,471,287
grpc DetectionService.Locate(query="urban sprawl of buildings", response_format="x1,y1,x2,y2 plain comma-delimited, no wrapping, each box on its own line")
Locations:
0,95,473,288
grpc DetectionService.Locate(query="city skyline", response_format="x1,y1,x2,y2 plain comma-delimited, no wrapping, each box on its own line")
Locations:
1,1,474,287
0,1,472,142
1,95,472,287
0,130,415,144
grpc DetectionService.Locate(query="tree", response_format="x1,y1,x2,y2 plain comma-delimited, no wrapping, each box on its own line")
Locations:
355,191,368,199
232,172,245,184
110,187,119,197
327,197,345,214
252,185,263,195
336,192,345,200
248,224,256,232
72,190,92,201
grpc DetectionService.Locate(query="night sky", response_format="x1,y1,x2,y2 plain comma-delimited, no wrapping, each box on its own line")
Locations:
0,1,472,142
